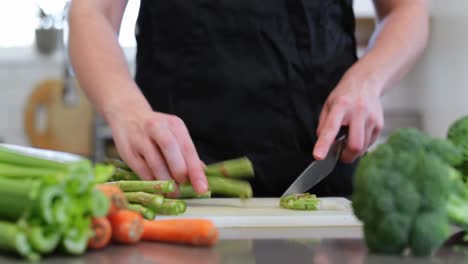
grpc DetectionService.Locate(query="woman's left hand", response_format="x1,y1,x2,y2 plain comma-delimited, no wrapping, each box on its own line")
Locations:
313,70,385,163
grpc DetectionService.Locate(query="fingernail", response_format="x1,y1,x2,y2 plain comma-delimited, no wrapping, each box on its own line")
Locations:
196,179,208,192
314,150,324,160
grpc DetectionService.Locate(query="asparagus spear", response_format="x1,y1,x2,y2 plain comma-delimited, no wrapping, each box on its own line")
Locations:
106,180,175,194
124,192,164,211
127,203,156,220
280,193,320,210
154,199,187,215
205,157,254,179
179,184,211,198
102,158,132,171
110,168,141,181
207,176,253,199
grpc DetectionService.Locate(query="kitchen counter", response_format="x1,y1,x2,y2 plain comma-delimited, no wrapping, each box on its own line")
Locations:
1,227,468,264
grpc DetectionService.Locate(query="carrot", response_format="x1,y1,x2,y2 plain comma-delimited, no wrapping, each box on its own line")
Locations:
141,219,219,246
87,217,112,249
96,185,128,215
108,210,144,244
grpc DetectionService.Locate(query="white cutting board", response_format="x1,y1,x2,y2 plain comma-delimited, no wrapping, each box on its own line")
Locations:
157,198,362,228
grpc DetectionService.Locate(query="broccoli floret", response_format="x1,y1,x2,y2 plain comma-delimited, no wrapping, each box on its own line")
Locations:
352,127,468,256
448,115,468,175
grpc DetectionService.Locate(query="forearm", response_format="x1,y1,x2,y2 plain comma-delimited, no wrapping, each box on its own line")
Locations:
348,0,429,95
68,0,152,122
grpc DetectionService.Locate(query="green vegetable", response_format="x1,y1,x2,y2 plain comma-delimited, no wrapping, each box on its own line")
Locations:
352,127,468,256
110,168,140,181
178,184,211,198
280,193,320,210
26,225,61,254
204,157,254,178
93,163,115,183
124,192,164,211
0,221,39,261
153,199,187,215
103,157,255,198
127,203,156,220
106,180,175,194
88,188,111,217
61,216,92,255
207,176,253,199
102,158,132,171
448,115,468,176
0,144,112,259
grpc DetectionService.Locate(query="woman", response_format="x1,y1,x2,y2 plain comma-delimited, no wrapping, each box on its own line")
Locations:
68,0,429,197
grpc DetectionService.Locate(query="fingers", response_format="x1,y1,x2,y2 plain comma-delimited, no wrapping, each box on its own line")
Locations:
168,117,208,194
139,140,172,181
145,115,208,194
119,145,155,181
148,122,188,184
341,108,366,163
313,101,347,160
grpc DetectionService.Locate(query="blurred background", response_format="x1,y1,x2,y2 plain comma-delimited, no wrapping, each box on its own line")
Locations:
0,0,466,161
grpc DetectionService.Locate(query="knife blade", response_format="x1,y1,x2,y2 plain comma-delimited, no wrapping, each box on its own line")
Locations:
281,131,347,197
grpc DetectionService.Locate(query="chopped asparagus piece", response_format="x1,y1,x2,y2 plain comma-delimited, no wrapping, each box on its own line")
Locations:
280,193,320,210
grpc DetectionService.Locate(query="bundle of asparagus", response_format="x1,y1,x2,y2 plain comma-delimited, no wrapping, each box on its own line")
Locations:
105,180,187,220
0,144,113,261
104,157,255,199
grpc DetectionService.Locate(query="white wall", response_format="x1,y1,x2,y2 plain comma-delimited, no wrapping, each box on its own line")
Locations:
0,0,466,146
408,0,468,137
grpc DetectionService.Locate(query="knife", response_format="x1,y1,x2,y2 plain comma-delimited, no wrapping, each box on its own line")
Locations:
281,128,347,197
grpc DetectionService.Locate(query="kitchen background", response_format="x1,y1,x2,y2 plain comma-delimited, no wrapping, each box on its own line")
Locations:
0,0,466,160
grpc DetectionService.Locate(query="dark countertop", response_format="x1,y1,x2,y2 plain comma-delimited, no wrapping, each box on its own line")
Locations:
1,227,468,264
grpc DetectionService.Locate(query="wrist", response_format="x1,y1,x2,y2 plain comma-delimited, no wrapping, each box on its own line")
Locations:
345,57,387,97
101,83,153,124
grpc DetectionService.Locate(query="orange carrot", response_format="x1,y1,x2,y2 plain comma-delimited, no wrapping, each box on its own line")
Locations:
141,219,219,246
88,217,112,249
96,185,128,215
108,210,144,244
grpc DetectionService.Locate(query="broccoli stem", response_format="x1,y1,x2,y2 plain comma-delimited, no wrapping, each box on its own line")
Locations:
204,157,254,179
124,192,164,211
106,180,175,194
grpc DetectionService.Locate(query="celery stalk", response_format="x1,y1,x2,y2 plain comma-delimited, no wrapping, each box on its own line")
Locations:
0,221,39,261
27,225,61,254
0,178,40,221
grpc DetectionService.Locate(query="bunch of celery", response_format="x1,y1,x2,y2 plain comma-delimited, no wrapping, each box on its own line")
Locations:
0,144,112,261
104,156,255,199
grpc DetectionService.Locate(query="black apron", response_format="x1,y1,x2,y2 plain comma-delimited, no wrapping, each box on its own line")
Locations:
134,0,358,197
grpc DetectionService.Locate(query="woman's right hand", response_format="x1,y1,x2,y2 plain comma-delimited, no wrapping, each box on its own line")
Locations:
107,104,208,194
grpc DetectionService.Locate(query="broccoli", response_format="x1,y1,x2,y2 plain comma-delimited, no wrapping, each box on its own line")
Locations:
447,115,468,176
352,128,468,256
